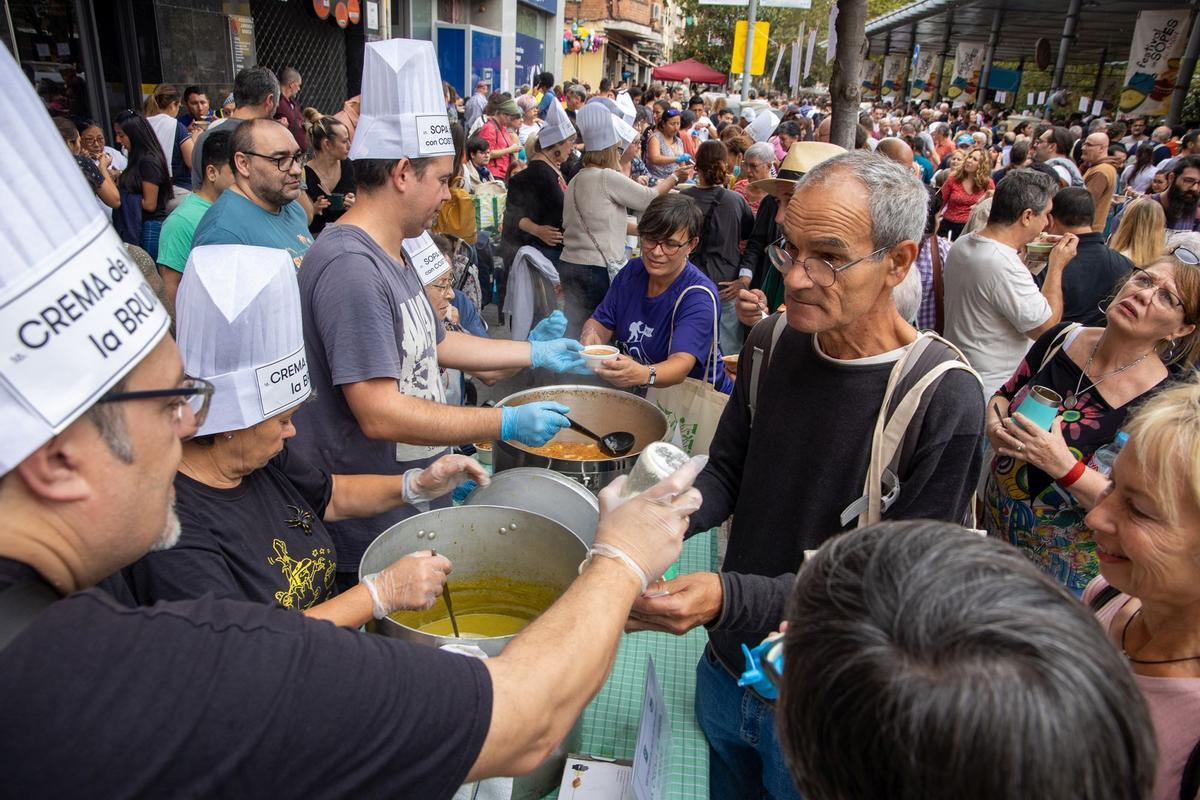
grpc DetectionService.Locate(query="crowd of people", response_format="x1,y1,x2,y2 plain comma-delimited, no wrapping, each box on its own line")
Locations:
5,36,1200,800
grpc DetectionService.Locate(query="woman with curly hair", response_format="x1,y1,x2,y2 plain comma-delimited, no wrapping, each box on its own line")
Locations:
939,145,994,241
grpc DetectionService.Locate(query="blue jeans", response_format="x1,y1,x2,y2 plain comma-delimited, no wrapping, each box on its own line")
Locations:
695,647,803,800
557,259,610,340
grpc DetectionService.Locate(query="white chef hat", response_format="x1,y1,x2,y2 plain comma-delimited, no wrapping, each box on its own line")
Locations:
747,110,780,143
577,102,618,152
0,48,169,474
350,38,455,161
539,97,576,148
614,115,639,152
402,232,452,286
615,91,637,125
176,245,309,436
740,107,757,123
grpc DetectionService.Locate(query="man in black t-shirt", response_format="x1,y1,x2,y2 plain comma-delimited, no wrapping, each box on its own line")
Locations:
0,44,705,799
1044,187,1134,326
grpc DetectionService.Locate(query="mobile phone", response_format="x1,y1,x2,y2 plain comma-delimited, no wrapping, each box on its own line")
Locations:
327,193,345,211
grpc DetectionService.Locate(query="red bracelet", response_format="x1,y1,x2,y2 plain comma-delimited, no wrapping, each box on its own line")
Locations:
1057,459,1087,488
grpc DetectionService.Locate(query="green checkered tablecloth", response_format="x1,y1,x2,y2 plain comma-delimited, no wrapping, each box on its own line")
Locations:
543,529,717,800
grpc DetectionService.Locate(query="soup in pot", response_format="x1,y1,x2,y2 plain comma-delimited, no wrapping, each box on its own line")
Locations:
387,576,560,639
528,440,606,460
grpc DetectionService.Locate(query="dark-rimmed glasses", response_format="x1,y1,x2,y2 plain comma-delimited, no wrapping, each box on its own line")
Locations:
244,150,307,172
641,236,692,256
98,377,214,437
767,237,890,287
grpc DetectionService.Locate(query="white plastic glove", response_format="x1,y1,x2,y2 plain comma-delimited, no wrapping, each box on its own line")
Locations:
403,455,490,506
361,550,453,618
587,456,707,590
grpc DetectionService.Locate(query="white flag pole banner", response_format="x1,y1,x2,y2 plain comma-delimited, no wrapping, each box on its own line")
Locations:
1119,9,1192,118
790,40,802,93
879,54,905,102
948,41,985,105
805,29,817,78
860,58,880,100
770,42,786,85
825,1,838,65
910,47,939,101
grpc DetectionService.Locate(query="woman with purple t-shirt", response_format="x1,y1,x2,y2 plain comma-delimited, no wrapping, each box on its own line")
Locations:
582,194,733,394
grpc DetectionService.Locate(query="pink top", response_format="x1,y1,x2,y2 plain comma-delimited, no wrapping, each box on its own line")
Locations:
940,174,994,223
479,118,513,180
1084,576,1200,800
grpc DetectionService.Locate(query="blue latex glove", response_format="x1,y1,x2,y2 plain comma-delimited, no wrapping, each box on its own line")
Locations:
451,480,478,505
530,338,589,374
528,310,568,342
501,401,571,447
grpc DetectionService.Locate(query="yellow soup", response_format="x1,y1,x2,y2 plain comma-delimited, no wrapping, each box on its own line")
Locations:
387,576,561,639
417,613,529,637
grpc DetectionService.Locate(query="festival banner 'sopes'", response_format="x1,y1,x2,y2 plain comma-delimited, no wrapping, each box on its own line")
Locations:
1119,9,1193,117
910,47,939,101
880,54,905,101
860,58,880,100
948,41,985,104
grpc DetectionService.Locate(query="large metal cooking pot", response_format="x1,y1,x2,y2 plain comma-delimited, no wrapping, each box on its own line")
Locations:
493,385,669,493
359,505,588,799
464,467,600,545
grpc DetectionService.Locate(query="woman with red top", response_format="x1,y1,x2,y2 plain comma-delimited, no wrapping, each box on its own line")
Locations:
939,146,994,241
479,96,522,181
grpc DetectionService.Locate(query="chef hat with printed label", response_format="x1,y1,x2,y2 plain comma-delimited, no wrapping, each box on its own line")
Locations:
747,109,780,143
0,48,169,474
349,38,455,161
176,245,309,436
539,97,576,148
614,115,639,152
403,232,452,286
577,102,618,152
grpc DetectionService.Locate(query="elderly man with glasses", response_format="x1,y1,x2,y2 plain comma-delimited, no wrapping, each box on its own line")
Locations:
627,151,986,800
189,118,313,268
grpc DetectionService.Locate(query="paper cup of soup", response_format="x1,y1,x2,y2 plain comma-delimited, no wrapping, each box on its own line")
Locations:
581,345,620,370
722,354,739,376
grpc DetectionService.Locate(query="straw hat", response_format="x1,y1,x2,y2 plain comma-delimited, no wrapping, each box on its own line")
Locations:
751,141,847,197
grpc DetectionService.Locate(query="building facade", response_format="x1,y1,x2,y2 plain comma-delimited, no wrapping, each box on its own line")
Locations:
562,0,662,87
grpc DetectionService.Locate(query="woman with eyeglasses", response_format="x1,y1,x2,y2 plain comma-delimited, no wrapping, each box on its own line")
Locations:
112,110,174,259
53,117,119,210
581,193,733,394
983,248,1200,596
124,245,486,627
303,116,355,236
79,120,127,173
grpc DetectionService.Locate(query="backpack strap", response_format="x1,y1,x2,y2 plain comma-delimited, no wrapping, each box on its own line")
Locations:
929,234,945,334
0,579,59,654
747,312,789,426
839,332,984,528
666,284,720,388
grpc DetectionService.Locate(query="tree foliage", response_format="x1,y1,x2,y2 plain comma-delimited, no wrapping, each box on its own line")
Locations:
669,0,911,90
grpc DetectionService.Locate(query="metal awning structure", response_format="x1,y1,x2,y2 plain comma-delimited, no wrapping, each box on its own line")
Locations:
858,0,1200,123
864,0,1191,64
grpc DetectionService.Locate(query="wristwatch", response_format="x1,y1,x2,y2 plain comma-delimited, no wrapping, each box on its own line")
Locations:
645,365,657,387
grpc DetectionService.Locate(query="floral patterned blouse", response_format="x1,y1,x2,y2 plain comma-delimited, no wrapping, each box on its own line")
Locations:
983,323,1165,596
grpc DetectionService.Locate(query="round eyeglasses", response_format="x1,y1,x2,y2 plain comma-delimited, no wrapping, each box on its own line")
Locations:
766,237,890,287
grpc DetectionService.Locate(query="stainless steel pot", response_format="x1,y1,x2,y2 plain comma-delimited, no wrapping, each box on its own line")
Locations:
465,467,600,545
359,505,588,799
493,385,669,493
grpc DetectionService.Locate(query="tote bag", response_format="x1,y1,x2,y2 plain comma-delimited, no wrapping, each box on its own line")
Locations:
473,180,507,234
646,284,729,456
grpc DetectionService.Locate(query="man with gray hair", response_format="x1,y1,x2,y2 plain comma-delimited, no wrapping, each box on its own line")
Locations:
190,65,280,187
943,168,1078,396
628,151,985,800
777,520,1157,800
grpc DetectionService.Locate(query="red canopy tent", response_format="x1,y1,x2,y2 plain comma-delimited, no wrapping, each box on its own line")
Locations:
650,58,727,85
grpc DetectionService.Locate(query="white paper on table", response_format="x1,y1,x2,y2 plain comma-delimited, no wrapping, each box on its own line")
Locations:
632,656,671,800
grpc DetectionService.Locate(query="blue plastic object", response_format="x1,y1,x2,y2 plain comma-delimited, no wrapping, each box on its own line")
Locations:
737,637,784,701
1013,386,1061,432
675,153,693,163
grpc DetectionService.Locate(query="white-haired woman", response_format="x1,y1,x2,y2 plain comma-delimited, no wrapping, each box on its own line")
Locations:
1084,369,1200,800
732,141,774,216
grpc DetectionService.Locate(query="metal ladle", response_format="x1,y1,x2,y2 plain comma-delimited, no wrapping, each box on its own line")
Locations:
566,416,635,458
429,549,460,638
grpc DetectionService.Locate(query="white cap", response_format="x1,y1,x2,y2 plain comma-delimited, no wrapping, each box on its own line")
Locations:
350,39,455,161
747,110,780,143
577,103,618,152
614,115,639,151
402,232,452,285
740,108,757,122
614,91,637,125
0,48,169,473
176,245,309,436
539,97,576,148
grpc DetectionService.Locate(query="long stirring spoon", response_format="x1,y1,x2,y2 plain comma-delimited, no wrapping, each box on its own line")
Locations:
565,416,635,457
430,549,461,638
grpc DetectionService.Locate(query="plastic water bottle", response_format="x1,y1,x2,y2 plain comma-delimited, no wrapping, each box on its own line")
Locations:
1090,431,1129,479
